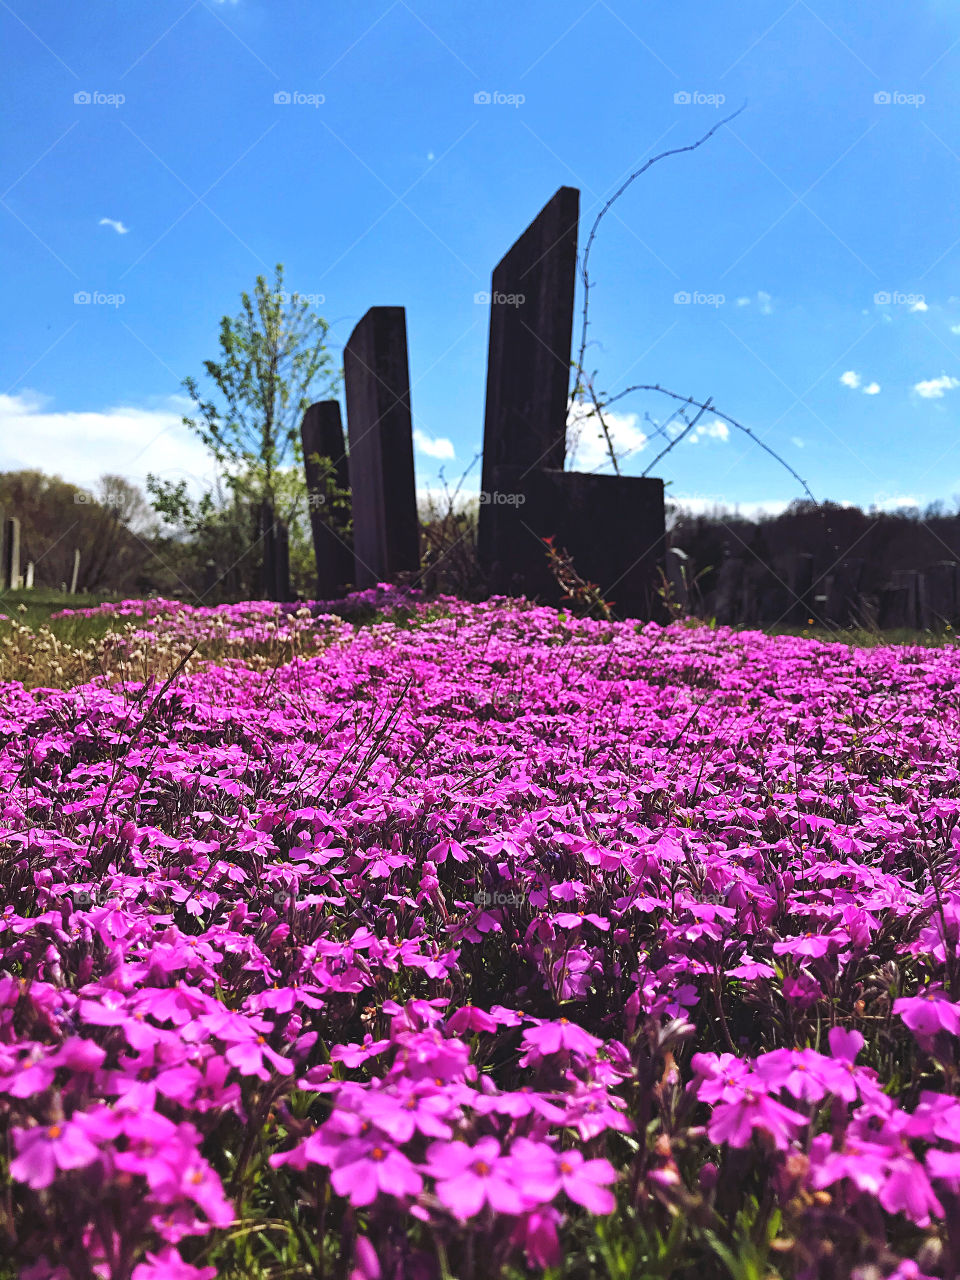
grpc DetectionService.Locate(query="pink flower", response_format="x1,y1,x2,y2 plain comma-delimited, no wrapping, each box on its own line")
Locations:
131,1247,217,1280
707,1089,808,1149
511,1139,617,1213
426,1137,529,1219
330,1140,423,1206
521,1017,602,1062
894,989,960,1039
10,1120,100,1188
224,1035,293,1080
510,1207,562,1267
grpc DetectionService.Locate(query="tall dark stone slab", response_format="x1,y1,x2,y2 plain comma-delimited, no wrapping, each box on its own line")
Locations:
301,401,353,598
343,307,419,589
478,187,580,573
482,467,665,618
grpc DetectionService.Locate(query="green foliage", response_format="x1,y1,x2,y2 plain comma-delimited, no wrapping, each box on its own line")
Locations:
180,264,338,515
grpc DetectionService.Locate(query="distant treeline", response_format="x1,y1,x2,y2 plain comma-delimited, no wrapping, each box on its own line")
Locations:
670,500,960,628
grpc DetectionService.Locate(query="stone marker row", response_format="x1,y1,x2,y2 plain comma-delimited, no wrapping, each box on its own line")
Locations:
296,188,666,617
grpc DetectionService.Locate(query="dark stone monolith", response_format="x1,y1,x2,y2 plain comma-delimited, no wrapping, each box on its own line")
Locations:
301,401,353,598
478,187,579,574
343,307,419,589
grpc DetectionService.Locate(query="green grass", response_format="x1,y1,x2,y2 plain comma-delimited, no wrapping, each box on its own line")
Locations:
0,589,133,646
760,621,960,648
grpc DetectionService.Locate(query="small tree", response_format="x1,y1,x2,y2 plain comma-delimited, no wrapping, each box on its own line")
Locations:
179,264,339,517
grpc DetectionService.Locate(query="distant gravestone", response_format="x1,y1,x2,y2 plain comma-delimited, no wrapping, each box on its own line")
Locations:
713,556,744,625
665,547,691,612
787,552,814,623
4,517,21,591
301,401,353,598
825,559,864,627
343,307,419,588
24,562,34,590
478,186,579,574
923,561,957,629
275,519,292,602
259,500,278,601
890,568,921,629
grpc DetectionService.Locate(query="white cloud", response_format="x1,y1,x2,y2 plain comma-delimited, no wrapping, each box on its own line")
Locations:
914,375,960,399
670,496,791,520
910,299,929,312
863,381,881,395
950,323,960,335
733,291,773,313
840,370,861,389
0,391,216,492
687,418,729,444
791,436,805,448
871,492,923,511
412,427,455,460
99,217,129,235
566,403,648,471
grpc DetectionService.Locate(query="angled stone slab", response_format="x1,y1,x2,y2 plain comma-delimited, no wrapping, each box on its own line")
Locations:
343,307,419,588
478,186,580,570
301,401,353,598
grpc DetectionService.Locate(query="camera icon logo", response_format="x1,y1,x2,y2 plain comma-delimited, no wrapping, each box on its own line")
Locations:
274,91,292,105
474,91,492,104
74,91,91,104
874,91,892,105
873,291,892,305
74,491,93,504
674,291,691,304
473,290,491,304
74,291,91,304
674,91,692,105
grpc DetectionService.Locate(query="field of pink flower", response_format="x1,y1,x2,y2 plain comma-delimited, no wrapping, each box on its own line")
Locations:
2,595,960,1280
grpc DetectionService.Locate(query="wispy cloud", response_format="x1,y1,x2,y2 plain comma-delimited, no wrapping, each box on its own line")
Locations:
863,381,881,395
734,290,773,314
99,217,129,235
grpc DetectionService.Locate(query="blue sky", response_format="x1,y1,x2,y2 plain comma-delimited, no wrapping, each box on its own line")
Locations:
2,0,960,516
